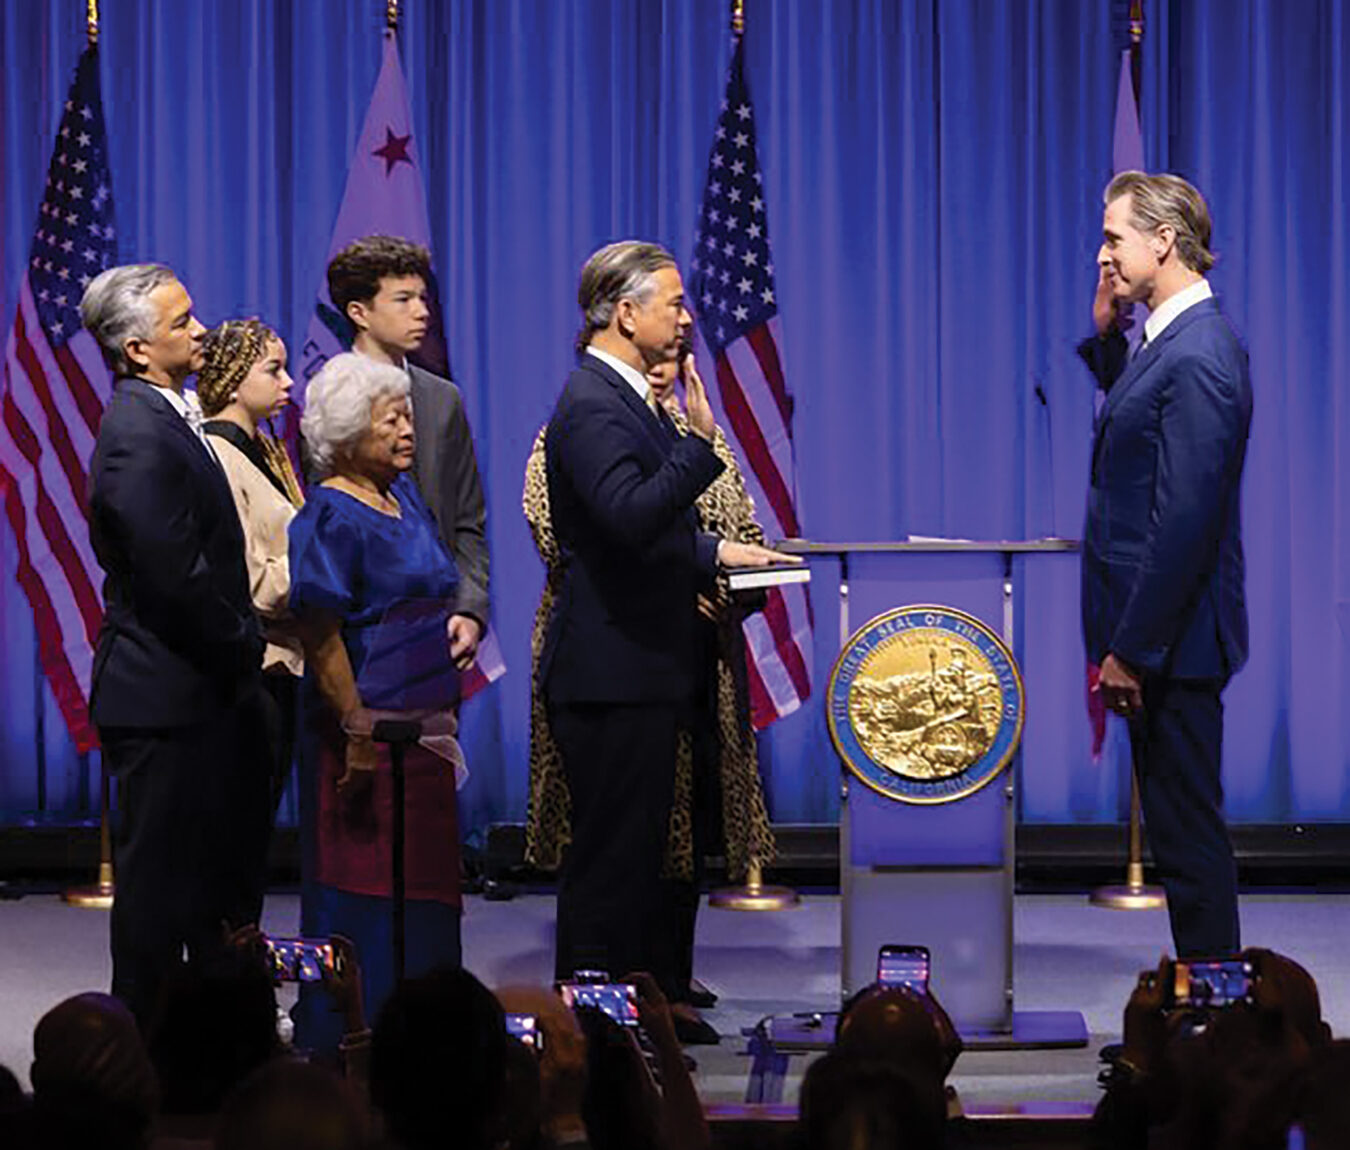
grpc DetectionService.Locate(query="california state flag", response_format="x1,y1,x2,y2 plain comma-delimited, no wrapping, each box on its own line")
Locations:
295,29,504,697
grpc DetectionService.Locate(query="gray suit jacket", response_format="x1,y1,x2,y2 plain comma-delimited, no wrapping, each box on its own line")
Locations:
408,362,490,626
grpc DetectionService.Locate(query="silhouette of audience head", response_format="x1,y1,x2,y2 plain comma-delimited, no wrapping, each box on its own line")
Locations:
836,983,963,1085
29,992,158,1150
1296,1040,1350,1150
799,1050,946,1150
796,984,959,1150
1242,948,1331,1052
369,966,507,1150
214,1058,371,1150
1153,1002,1304,1150
147,948,280,1116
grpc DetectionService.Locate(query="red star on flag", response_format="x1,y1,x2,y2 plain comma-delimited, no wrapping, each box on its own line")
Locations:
373,127,413,176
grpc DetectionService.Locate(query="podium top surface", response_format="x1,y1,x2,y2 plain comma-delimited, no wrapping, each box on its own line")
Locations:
776,538,1080,555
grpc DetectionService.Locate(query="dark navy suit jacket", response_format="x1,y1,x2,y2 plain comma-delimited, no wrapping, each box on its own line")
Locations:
88,377,262,727
540,354,724,704
1081,297,1252,680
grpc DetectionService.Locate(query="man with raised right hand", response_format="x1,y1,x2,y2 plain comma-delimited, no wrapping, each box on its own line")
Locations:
540,240,791,1026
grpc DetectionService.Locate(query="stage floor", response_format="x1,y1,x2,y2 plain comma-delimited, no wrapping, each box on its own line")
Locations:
2,890,1348,1106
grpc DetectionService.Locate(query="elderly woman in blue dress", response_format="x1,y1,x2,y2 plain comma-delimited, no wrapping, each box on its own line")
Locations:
288,352,464,1053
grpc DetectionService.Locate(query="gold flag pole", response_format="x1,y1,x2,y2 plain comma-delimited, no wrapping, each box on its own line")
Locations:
64,0,114,911
1090,0,1163,915
386,0,399,32
1090,764,1164,910
708,0,797,914
63,768,115,909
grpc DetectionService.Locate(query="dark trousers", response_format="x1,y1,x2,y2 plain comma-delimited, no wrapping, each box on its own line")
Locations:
550,701,680,996
261,671,298,813
103,689,272,1029
1131,676,1240,958
659,699,722,1003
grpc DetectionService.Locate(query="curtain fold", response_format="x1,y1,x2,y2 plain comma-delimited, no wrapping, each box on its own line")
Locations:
1,0,1346,833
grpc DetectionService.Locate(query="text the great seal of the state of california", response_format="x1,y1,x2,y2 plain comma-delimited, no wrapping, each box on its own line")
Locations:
827,605,1024,804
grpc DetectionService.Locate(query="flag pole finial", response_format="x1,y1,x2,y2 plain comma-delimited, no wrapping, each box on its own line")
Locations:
386,0,399,32
86,0,99,47
731,0,744,36
1129,0,1143,45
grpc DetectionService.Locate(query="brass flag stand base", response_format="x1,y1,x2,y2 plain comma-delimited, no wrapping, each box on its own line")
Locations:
709,860,800,912
1090,770,1165,910
64,768,114,910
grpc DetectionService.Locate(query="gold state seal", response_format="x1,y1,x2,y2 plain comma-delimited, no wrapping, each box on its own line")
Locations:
828,605,1024,804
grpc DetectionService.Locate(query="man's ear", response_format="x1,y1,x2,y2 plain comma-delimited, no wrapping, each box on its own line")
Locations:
615,297,637,339
122,336,150,372
346,299,370,333
1151,224,1176,263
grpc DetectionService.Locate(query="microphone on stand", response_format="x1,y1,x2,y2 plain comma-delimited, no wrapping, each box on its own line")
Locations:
1034,378,1057,537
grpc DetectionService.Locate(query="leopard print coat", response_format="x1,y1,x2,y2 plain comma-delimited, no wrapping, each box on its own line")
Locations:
521,415,778,881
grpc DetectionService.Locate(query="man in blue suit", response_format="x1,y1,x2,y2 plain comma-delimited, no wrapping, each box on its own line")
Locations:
1080,173,1253,957
83,265,269,1026
542,241,788,1021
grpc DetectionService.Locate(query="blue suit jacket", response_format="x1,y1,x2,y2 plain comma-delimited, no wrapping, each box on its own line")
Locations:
540,354,724,704
88,377,263,727
1081,297,1252,680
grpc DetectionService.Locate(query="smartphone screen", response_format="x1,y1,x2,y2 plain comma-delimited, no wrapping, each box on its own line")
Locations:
558,982,640,1026
267,937,335,983
877,945,930,991
505,1013,545,1052
1173,959,1254,1007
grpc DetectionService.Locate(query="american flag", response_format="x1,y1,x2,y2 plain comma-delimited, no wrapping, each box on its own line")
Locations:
688,37,812,729
0,47,116,753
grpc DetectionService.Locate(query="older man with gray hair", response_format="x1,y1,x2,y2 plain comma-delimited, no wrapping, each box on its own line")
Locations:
84,264,269,1027
540,241,790,1032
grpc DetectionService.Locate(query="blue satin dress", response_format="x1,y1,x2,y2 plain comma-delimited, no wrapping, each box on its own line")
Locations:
287,473,462,1053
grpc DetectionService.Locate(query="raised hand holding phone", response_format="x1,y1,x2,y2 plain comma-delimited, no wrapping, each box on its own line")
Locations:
266,935,337,983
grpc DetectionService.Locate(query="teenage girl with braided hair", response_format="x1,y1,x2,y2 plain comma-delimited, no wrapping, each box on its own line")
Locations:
196,319,306,808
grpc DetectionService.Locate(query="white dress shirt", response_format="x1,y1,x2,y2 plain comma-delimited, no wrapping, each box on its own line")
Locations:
585,347,653,407
156,385,219,461
1144,277,1213,345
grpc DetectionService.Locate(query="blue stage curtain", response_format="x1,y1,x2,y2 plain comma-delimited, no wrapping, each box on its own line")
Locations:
1,0,1346,834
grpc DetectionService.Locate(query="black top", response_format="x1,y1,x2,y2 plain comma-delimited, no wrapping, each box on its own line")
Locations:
203,419,290,500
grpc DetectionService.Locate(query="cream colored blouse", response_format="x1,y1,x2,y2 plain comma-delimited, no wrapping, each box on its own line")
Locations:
210,433,304,676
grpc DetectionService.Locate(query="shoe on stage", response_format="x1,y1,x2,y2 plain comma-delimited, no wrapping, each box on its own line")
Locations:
671,1006,722,1046
687,977,719,1009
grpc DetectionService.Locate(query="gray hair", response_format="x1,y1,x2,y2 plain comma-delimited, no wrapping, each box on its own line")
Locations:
1105,171,1215,273
575,240,676,355
80,264,179,375
300,352,411,478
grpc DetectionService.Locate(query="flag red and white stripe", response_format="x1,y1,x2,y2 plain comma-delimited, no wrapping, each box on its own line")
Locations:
0,47,117,752
688,37,811,729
